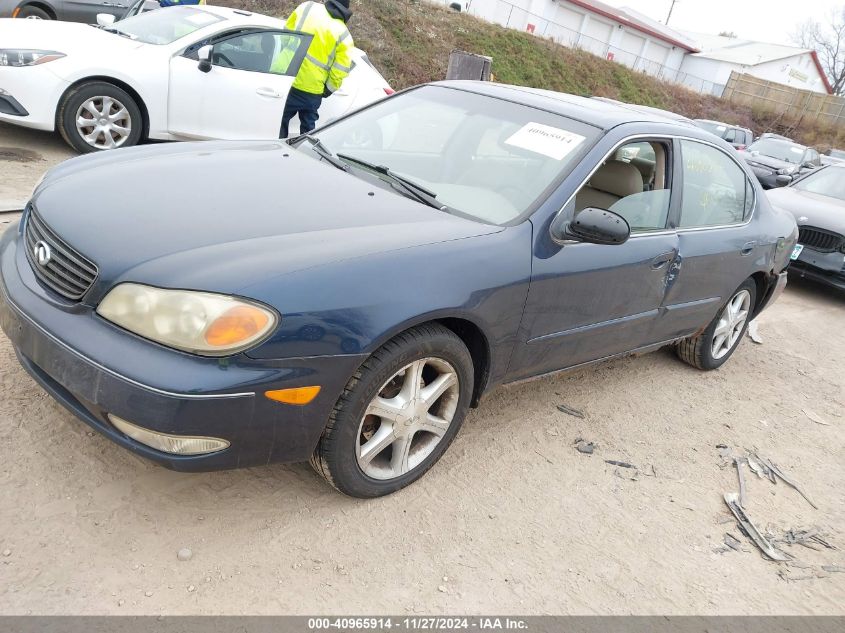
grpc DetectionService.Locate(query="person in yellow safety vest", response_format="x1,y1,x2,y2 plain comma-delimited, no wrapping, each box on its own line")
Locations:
277,0,354,139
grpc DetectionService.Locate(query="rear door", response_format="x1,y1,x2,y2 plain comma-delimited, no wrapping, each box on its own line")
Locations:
657,138,759,338
168,29,312,140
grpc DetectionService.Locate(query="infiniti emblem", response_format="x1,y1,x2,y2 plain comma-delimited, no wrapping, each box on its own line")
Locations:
799,216,809,222
33,240,52,267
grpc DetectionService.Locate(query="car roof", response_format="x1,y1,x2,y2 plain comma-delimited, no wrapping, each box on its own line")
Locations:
434,81,699,130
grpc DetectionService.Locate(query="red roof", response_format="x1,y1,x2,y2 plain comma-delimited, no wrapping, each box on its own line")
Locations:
565,0,699,53
809,50,834,94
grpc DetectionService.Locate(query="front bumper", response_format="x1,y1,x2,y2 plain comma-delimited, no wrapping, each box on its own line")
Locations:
0,64,68,131
0,221,364,471
789,248,845,291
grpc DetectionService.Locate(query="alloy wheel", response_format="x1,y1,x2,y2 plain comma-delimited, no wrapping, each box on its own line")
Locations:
75,96,132,150
711,289,751,360
356,357,460,480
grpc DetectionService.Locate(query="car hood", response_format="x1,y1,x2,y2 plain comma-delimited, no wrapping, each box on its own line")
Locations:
32,141,502,301
0,18,143,53
766,186,845,234
740,152,794,171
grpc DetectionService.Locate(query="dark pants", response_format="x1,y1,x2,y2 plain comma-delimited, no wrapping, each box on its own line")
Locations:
280,87,323,139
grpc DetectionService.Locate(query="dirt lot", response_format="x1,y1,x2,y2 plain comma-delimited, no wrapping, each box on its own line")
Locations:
0,123,844,615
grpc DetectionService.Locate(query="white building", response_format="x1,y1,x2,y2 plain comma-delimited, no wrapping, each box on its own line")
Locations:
463,0,699,79
678,33,833,95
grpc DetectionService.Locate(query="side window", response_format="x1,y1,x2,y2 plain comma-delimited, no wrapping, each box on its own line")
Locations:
210,31,310,75
679,140,752,227
574,140,672,233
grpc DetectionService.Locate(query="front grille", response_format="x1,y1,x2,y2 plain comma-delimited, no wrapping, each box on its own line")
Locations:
24,208,98,300
798,226,845,253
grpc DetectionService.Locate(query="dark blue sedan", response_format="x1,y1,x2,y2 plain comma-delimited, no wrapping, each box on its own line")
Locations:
0,82,797,497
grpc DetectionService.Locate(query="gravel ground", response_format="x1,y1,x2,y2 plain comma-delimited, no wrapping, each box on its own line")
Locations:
0,123,843,615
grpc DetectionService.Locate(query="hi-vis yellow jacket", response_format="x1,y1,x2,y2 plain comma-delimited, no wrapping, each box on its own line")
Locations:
277,1,354,96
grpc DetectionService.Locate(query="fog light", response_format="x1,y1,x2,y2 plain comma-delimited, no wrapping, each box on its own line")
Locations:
107,414,229,455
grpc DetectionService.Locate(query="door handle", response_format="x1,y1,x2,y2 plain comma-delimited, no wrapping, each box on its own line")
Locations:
256,87,282,99
741,241,756,256
651,252,675,270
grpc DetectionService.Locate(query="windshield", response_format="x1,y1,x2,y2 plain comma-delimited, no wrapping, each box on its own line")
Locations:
793,166,845,202
108,6,224,44
695,120,728,137
748,139,806,163
304,86,601,224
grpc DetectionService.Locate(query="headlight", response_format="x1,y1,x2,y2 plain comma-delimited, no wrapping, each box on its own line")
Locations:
0,49,65,67
97,284,278,356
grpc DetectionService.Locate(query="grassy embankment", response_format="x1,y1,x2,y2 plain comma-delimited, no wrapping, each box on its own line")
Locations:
230,0,844,147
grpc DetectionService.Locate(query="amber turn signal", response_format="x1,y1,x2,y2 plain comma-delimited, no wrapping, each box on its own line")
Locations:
205,305,270,347
264,386,321,405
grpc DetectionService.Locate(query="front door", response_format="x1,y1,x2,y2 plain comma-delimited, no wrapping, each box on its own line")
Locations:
168,30,312,140
61,0,128,23
508,138,681,381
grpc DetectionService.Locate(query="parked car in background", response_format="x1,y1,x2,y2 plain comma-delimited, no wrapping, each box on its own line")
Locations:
758,132,793,142
767,165,845,291
0,0,131,22
821,148,845,166
0,5,392,152
738,138,821,189
693,119,753,151
0,82,795,497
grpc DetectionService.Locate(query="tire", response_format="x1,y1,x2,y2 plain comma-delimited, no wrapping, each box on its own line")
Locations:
58,82,143,153
310,323,473,498
18,5,51,18
676,278,756,370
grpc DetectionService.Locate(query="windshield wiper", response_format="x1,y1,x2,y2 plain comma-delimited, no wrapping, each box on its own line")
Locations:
298,136,348,172
99,26,136,40
336,153,446,210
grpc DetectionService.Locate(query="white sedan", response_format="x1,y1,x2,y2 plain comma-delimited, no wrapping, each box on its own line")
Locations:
0,5,393,152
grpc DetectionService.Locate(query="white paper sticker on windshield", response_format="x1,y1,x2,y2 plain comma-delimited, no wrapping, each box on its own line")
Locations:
185,12,217,25
505,123,585,160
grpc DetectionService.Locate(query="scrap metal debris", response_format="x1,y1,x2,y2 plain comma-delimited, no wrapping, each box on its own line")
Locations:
781,527,835,551
752,452,818,510
747,320,763,344
605,460,636,469
734,457,748,508
724,533,743,551
556,404,585,419
723,492,790,561
802,409,831,426
573,438,595,455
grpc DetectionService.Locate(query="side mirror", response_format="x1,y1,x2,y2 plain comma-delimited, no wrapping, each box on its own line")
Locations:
96,13,116,26
551,207,630,246
801,161,816,170
776,174,793,187
198,45,213,73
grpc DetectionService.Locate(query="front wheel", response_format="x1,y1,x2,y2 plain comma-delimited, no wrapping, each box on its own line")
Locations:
676,279,756,370
58,82,143,153
310,324,473,498
18,5,51,18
